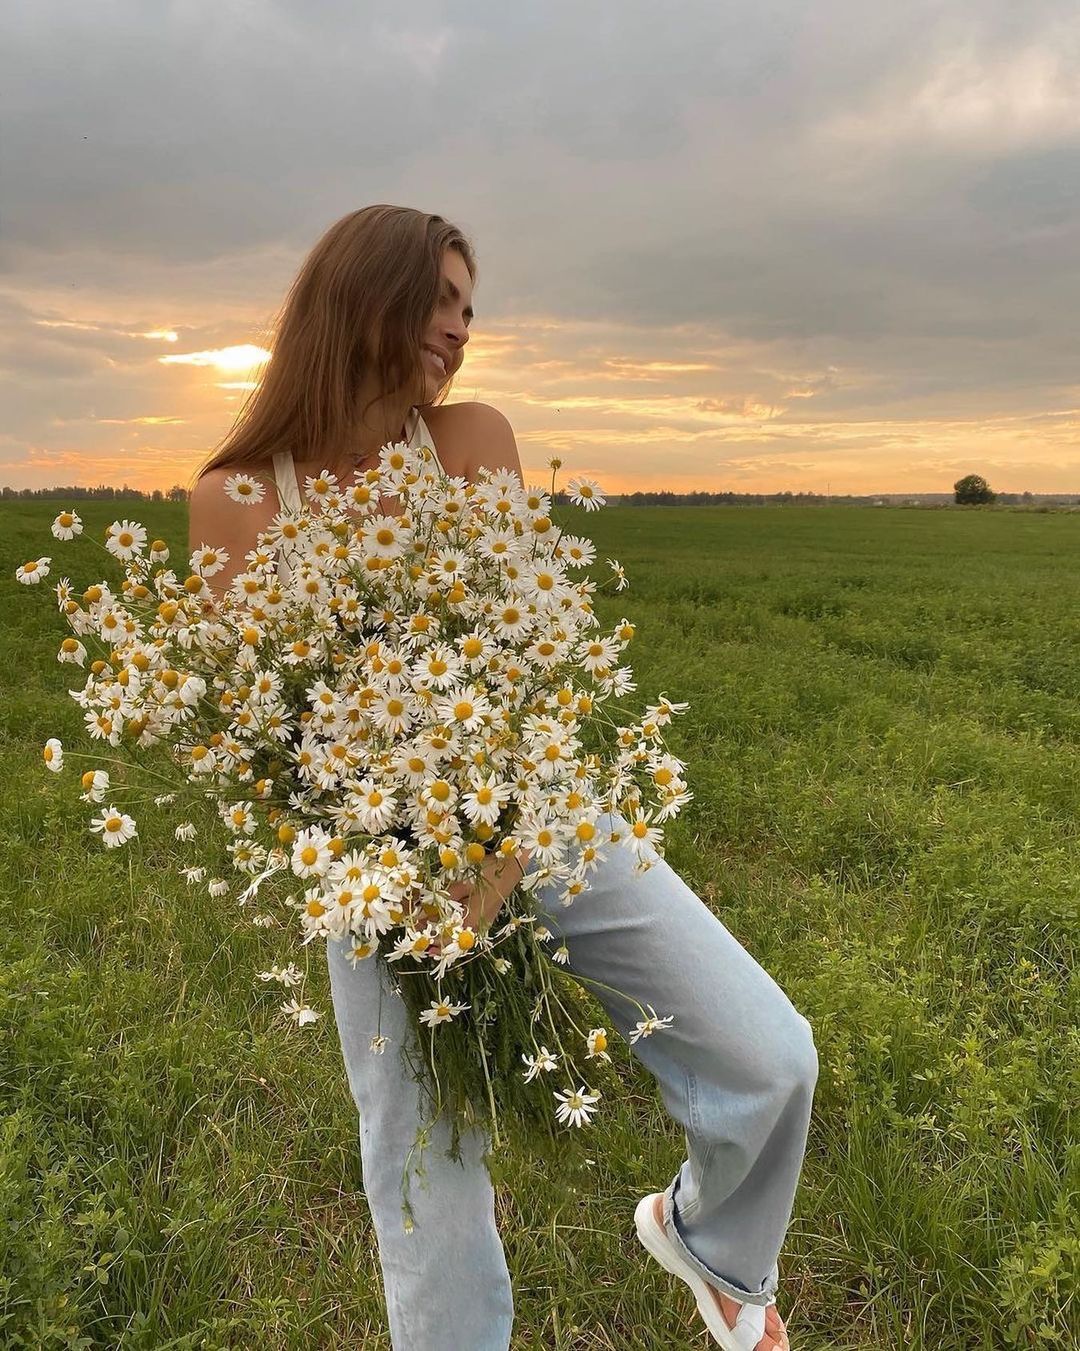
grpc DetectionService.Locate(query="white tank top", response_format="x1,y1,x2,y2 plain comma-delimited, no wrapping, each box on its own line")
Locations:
269,405,433,583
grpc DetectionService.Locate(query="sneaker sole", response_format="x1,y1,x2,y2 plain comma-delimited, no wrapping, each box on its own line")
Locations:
633,1192,771,1351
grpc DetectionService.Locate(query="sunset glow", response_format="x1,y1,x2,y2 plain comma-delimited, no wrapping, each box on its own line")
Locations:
4,6,1078,498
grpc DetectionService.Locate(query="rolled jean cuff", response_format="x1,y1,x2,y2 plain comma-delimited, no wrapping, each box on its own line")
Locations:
662,1175,778,1309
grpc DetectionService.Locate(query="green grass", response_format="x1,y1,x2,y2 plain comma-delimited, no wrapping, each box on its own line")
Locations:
1,501,1077,1348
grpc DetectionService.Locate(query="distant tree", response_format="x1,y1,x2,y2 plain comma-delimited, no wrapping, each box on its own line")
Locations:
167,484,189,503
954,473,996,505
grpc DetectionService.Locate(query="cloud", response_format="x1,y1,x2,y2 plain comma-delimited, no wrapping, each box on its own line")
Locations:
1,0,1078,493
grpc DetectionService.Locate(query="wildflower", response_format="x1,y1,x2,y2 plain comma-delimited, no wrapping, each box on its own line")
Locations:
104,520,147,562
419,997,470,1028
257,963,303,988
42,738,63,772
521,1046,558,1082
16,558,51,584
607,558,628,590
89,805,137,848
79,769,110,803
175,822,197,841
190,544,230,577
224,473,266,505
554,1085,601,1127
50,510,83,540
344,937,378,964
180,865,206,885
57,637,87,665
629,1010,675,1044
566,477,605,511
551,944,570,966
281,997,320,1027
291,826,334,879
586,1028,611,1061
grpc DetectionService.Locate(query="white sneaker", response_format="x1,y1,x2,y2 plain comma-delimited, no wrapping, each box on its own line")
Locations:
634,1192,776,1351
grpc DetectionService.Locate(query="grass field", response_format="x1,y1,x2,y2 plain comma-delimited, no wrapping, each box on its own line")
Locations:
2,499,1078,1349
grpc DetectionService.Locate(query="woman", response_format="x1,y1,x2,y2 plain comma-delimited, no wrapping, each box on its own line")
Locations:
188,205,816,1351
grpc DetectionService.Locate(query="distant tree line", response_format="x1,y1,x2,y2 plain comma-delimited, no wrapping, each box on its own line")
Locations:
3,481,1077,508
0,484,189,502
614,487,1078,507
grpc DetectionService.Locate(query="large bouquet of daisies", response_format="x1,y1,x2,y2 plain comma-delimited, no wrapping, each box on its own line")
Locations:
18,439,692,1225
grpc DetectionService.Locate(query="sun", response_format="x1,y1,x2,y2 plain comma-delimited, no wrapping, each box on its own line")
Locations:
159,343,271,374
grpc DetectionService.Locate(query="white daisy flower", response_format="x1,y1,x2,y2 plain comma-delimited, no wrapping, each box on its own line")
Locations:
418,997,470,1028
104,520,147,562
551,944,570,966
15,557,51,584
50,510,83,540
190,543,230,577
42,738,63,772
555,533,596,568
459,773,513,828
624,814,664,857
607,558,628,590
90,805,138,848
521,1046,559,1083
224,473,266,505
586,1028,612,1061
629,1010,675,1044
224,801,256,835
565,477,605,511
55,640,86,667
291,826,334,879
180,865,207,885
491,601,530,641
248,668,283,703
153,793,177,806
208,878,229,898
435,685,493,735
554,1085,601,1127
79,769,110,803
175,822,197,841
256,963,303,988
281,998,320,1027
361,513,408,561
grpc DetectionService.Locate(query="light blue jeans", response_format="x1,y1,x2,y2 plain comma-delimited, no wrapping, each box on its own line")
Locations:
326,811,819,1350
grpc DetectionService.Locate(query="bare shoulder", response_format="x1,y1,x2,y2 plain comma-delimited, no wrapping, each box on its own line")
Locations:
427,401,524,484
188,464,281,593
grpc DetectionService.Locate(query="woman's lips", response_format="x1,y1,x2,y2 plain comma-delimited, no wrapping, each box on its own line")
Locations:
423,347,447,375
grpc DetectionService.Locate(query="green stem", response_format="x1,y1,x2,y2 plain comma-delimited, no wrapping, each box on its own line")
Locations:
476,1026,502,1150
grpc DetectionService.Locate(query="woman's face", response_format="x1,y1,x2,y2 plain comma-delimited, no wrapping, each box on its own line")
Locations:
419,247,474,398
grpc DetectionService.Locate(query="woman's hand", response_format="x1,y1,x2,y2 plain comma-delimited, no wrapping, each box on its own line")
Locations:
423,846,533,956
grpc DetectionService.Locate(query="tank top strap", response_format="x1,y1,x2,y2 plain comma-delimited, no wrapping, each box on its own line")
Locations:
271,450,303,515
411,407,433,451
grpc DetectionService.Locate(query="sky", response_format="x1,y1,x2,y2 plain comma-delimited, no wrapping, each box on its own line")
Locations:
2,0,1079,496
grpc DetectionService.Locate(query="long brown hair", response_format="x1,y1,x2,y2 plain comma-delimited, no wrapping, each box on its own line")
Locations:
190,206,477,485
